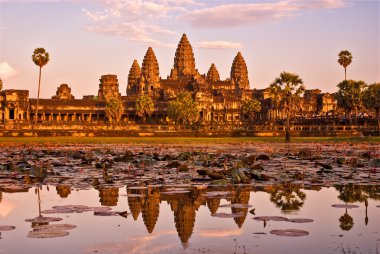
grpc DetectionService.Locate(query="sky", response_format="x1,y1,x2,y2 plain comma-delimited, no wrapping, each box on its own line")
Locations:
0,0,379,99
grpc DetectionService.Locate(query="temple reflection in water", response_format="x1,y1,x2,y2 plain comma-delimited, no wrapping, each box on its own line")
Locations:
1,183,378,246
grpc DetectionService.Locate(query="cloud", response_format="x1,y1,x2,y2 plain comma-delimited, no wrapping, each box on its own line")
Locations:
196,40,243,49
198,229,243,237
186,0,347,28
81,0,196,47
0,62,18,79
85,230,177,254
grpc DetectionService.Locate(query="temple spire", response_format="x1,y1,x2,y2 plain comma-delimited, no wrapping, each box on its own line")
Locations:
230,52,249,90
170,34,196,80
141,47,160,95
207,63,220,82
127,60,142,95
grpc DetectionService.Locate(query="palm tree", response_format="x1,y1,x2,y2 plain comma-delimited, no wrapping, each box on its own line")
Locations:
32,48,50,124
338,50,352,80
269,72,305,142
363,83,380,135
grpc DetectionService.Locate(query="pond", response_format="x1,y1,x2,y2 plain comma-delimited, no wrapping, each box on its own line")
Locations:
0,142,379,253
1,184,379,254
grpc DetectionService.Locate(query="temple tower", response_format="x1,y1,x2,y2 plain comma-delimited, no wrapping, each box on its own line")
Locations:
98,74,121,100
52,84,75,99
207,63,220,82
169,34,197,80
230,52,249,90
141,47,160,95
127,60,142,96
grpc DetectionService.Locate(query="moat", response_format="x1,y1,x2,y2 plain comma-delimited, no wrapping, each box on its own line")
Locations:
0,142,379,253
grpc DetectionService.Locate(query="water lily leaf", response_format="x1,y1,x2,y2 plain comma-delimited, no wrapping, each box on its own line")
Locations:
270,229,309,237
287,218,314,223
203,191,231,198
331,204,359,209
27,230,69,238
25,217,62,223
33,224,76,231
253,216,288,222
219,204,252,208
0,225,16,231
211,212,244,218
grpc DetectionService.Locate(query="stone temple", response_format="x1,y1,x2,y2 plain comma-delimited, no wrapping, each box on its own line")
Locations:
0,34,375,136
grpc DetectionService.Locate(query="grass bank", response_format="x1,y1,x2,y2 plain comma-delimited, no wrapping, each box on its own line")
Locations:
0,136,379,145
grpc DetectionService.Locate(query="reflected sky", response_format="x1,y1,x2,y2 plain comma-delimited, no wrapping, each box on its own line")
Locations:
0,185,379,254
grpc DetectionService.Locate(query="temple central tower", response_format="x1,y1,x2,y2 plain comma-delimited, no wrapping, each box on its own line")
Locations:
169,34,197,80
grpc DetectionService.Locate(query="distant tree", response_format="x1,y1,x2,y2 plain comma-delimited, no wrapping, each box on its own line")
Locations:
167,92,198,126
335,80,366,125
269,72,305,142
32,48,50,124
135,95,154,122
338,50,352,80
0,78,3,91
241,99,261,123
105,97,124,123
363,83,380,135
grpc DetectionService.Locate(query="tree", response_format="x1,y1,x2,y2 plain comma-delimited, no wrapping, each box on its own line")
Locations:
335,80,366,125
105,97,124,123
135,95,154,122
269,72,305,142
338,50,352,80
0,78,3,91
32,48,50,124
167,92,198,126
269,183,306,214
241,99,261,123
363,83,380,135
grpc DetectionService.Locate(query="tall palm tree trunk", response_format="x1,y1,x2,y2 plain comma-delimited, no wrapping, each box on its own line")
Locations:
348,110,353,126
285,114,290,143
344,67,347,81
376,108,380,136
35,66,42,125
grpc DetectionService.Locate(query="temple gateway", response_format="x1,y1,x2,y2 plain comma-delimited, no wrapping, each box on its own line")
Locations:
0,34,376,136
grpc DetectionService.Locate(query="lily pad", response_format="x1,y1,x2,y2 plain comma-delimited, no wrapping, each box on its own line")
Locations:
0,225,16,231
25,216,62,223
211,212,244,218
331,204,359,209
33,224,77,231
94,211,121,216
253,216,288,222
288,218,314,223
270,229,309,237
27,230,69,238
219,204,252,208
203,191,231,198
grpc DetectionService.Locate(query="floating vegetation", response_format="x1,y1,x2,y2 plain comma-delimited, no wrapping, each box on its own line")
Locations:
253,216,289,222
269,229,310,237
33,224,77,231
211,212,245,218
25,217,62,223
287,218,314,223
27,230,69,239
0,226,16,231
331,204,360,209
219,204,252,208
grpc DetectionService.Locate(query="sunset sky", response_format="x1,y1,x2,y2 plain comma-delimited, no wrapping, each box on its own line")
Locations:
0,0,379,98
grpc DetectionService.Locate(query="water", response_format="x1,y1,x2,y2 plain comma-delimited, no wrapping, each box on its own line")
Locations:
1,184,379,254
